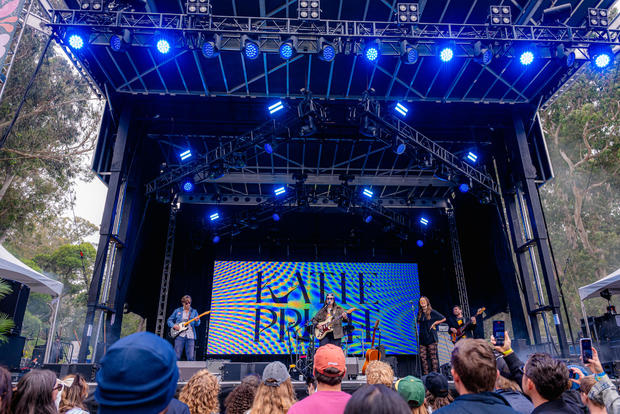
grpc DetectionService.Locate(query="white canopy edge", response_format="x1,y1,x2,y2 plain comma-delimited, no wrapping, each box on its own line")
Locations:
579,267,620,301
0,244,63,297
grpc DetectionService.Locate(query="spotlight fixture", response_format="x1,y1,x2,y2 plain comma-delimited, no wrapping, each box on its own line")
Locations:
209,212,220,221
439,45,454,62
212,235,220,243
362,188,374,198
401,41,419,64
587,8,609,29
466,151,478,163
242,36,260,60
458,182,470,193
186,0,211,14
392,138,406,155
541,4,572,25
79,0,103,11
473,41,493,65
419,217,429,226
588,44,614,69
364,41,381,62
201,36,220,58
264,143,274,154
274,186,286,196
68,33,85,50
298,0,321,20
268,101,284,115
517,47,536,66
394,102,409,117
416,239,424,247
179,149,192,161
272,213,280,222
154,33,172,54
317,38,336,62
182,179,194,193
489,5,511,25
396,3,419,24
279,38,296,60
365,215,373,223
110,29,132,53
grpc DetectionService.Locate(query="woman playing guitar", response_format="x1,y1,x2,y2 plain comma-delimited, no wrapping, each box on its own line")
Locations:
311,293,348,347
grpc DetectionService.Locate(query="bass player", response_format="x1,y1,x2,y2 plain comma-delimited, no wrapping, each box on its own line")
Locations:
311,293,348,347
447,304,477,342
167,295,200,360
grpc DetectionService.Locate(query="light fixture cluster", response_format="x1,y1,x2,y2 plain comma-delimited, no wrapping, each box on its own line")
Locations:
186,0,211,15
396,3,419,23
587,8,608,29
489,5,512,25
298,0,321,20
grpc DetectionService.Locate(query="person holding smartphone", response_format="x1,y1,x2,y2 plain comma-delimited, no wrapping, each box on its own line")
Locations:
416,296,446,375
570,345,620,414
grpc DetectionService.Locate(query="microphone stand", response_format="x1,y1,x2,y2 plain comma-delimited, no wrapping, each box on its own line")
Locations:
413,309,422,377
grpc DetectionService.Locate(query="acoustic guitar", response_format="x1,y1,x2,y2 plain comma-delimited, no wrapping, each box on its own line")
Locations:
361,320,381,375
314,307,357,340
170,310,211,339
450,307,485,343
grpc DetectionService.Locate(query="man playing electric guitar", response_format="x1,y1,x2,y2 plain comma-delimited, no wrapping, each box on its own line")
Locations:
311,293,348,347
447,305,484,343
167,295,200,360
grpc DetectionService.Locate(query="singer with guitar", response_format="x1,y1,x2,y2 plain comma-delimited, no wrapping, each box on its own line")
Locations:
311,293,348,347
167,295,200,361
417,296,445,375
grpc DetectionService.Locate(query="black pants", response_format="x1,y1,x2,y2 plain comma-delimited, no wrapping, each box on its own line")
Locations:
319,332,342,348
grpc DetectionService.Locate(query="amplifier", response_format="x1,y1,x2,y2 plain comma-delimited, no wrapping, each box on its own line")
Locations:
177,361,207,381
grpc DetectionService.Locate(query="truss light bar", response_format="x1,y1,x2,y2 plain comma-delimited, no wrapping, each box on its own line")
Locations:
186,0,211,14
489,5,511,25
466,151,478,163
396,3,419,23
68,33,85,50
364,42,381,62
394,102,409,117
268,101,284,114
209,212,220,221
79,0,103,11
299,0,320,20
274,186,286,196
587,8,609,29
589,44,614,69
416,239,424,247
419,217,429,226
242,36,260,60
318,38,336,62
179,149,192,161
362,188,374,198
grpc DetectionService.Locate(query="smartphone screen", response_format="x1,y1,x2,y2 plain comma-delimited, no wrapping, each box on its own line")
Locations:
581,338,593,362
493,321,505,347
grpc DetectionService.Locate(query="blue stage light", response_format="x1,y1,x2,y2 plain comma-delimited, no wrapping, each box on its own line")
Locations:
466,151,478,163
519,50,534,65
212,235,220,244
439,47,454,62
268,101,284,114
458,183,470,193
594,53,611,68
209,212,220,221
365,215,373,223
589,45,614,69
402,46,419,64
264,143,273,154
272,213,280,222
156,38,171,54
362,188,373,198
394,102,409,117
110,35,122,52
416,240,424,247
179,149,192,161
68,34,85,50
279,41,294,60
419,217,429,226
318,39,336,62
364,43,380,62
182,180,194,192
244,40,260,60
202,41,219,59
274,186,286,196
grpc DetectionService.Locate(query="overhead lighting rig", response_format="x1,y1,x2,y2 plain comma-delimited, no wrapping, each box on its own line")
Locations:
587,8,609,29
489,5,511,26
396,3,419,24
186,0,211,15
298,0,321,20
79,0,103,10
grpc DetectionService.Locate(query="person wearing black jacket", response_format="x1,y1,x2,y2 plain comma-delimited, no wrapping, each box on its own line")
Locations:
446,305,477,342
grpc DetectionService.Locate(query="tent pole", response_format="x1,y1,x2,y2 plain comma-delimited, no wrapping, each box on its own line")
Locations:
580,300,591,340
44,297,61,364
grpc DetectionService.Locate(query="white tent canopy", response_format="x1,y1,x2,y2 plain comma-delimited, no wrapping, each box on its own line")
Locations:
0,244,63,297
579,268,620,301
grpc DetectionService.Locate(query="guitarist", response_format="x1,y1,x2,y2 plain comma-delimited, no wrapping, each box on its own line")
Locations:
447,305,477,342
167,295,200,361
311,293,348,347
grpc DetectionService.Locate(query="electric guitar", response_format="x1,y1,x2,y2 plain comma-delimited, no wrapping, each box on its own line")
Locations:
450,307,485,343
362,320,381,375
170,310,211,339
314,308,357,340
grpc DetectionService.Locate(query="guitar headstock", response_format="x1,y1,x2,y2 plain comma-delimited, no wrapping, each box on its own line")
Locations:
476,307,486,316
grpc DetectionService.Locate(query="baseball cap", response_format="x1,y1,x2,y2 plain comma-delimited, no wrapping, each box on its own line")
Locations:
423,372,449,397
313,344,346,377
262,361,290,387
395,376,426,407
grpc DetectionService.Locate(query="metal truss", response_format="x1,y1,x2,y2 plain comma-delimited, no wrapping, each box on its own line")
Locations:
50,9,620,47
365,111,499,194
155,204,177,337
447,208,470,320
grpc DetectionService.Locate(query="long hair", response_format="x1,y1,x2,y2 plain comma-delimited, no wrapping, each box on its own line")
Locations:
58,374,88,413
224,375,260,414
424,390,453,411
249,379,297,414
179,369,220,414
10,369,58,414
417,296,432,321
0,366,12,414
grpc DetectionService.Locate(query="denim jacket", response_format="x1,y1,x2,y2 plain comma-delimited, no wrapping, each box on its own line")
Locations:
167,307,200,338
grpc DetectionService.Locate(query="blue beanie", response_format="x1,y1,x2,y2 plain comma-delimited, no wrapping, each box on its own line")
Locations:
95,332,179,414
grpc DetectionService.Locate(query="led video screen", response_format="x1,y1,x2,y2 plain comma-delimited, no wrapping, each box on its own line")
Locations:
206,261,420,355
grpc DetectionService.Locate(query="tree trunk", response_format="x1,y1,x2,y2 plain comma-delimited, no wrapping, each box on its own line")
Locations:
0,172,15,203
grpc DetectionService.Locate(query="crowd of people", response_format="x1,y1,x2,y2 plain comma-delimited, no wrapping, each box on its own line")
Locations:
1,330,619,414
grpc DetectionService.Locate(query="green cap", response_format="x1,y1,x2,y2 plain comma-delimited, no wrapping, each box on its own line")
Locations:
395,376,426,407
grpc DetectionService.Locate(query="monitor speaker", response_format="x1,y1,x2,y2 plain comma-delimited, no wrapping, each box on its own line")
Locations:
177,361,207,381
